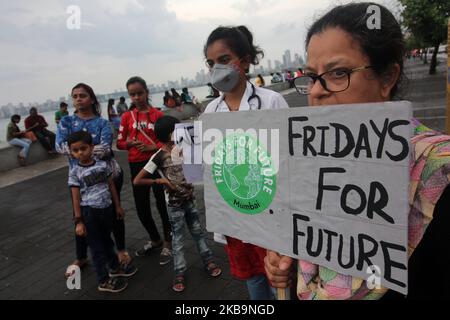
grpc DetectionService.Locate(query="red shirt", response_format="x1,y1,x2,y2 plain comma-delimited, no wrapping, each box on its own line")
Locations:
116,108,164,163
224,237,267,280
25,115,48,131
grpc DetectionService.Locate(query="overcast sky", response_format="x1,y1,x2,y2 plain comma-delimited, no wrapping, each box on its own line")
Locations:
0,0,400,106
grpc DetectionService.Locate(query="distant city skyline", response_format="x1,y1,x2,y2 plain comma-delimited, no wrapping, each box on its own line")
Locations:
0,47,304,114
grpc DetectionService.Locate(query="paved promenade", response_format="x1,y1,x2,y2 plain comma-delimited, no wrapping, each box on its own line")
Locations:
0,151,250,300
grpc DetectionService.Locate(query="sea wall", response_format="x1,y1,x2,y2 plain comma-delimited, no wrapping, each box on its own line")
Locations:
0,142,59,172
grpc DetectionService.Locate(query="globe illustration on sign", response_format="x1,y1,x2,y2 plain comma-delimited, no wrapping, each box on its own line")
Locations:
212,132,277,215
222,145,263,200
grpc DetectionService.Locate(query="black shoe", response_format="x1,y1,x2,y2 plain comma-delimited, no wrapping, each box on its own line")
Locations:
98,277,128,293
109,263,138,278
135,241,162,257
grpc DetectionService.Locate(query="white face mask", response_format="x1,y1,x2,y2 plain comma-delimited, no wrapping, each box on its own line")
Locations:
209,63,241,92
171,144,184,165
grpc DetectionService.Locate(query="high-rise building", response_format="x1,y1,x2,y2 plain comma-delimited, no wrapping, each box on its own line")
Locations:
168,80,179,89
268,60,272,71
298,55,304,66
180,77,189,87
201,69,208,84
294,53,300,66
254,65,264,74
195,72,201,84
274,60,282,70
195,69,208,85
284,50,292,68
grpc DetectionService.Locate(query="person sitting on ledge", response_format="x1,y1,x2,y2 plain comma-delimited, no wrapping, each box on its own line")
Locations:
6,114,33,166
25,107,57,154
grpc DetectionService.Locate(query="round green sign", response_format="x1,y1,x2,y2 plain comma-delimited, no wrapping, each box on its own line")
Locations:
212,133,277,214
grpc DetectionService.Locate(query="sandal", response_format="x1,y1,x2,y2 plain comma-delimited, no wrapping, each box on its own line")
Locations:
206,262,222,277
64,259,88,278
172,275,186,292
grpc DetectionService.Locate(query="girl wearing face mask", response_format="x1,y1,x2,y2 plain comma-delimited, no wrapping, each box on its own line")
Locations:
204,26,288,114
203,25,289,300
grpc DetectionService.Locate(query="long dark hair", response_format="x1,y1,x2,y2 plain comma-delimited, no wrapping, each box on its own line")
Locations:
170,88,181,98
204,25,264,73
306,2,405,99
71,83,101,116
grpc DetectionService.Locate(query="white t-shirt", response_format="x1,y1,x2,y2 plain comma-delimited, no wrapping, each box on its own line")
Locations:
204,81,289,113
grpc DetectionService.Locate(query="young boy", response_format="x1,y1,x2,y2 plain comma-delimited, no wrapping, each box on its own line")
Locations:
67,131,137,293
133,116,221,292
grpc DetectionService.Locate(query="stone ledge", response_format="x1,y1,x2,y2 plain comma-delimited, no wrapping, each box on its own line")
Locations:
0,143,58,172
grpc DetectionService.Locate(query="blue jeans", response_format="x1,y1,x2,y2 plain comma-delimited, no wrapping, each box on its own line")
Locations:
246,273,275,300
168,200,213,276
9,138,32,158
81,205,119,284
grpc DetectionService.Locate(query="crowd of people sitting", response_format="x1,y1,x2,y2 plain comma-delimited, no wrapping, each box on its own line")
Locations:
163,87,199,110
270,69,303,87
6,107,59,165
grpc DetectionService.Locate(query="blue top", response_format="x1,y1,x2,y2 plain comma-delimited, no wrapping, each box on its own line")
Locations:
56,115,121,176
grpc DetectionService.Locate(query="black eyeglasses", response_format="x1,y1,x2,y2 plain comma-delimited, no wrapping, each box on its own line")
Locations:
293,66,375,95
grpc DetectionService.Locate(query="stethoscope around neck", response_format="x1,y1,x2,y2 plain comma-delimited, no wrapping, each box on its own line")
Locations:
214,82,262,112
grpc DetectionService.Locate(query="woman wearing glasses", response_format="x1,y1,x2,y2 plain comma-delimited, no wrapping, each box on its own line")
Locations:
203,25,289,300
265,2,450,299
